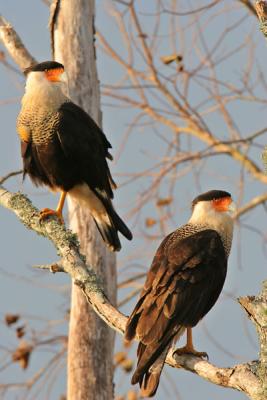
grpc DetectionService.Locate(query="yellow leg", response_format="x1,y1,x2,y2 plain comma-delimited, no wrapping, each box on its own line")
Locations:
173,328,208,359
40,191,67,224
56,191,67,218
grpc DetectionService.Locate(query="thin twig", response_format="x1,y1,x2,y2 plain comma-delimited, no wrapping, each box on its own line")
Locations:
0,170,23,185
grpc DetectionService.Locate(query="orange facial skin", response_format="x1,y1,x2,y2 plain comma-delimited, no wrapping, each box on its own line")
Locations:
45,68,64,82
212,196,232,212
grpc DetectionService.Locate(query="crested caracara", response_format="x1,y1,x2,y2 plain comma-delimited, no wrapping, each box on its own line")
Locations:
125,190,235,397
17,61,132,252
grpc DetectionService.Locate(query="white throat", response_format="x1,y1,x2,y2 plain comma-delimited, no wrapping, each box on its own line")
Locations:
189,201,234,255
22,71,68,109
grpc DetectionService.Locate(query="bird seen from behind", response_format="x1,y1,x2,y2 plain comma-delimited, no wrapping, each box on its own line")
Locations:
125,190,236,397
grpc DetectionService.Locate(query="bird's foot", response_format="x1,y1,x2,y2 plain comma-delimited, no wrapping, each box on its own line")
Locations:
39,208,64,224
173,346,208,360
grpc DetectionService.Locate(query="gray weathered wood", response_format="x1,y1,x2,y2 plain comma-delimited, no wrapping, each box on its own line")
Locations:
51,0,116,399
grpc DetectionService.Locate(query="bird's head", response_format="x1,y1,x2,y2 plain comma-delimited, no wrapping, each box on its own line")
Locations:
189,190,236,229
23,61,67,95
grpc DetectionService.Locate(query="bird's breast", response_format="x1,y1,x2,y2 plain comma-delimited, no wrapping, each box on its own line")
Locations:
18,105,60,145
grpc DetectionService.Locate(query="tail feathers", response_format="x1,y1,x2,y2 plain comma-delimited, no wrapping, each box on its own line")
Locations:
93,191,132,251
93,218,121,252
130,327,185,397
110,208,132,241
93,207,132,251
132,347,169,398
140,366,163,398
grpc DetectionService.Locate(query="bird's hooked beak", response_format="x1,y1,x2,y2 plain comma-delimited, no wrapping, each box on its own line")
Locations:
227,200,237,215
59,71,68,84
212,197,237,214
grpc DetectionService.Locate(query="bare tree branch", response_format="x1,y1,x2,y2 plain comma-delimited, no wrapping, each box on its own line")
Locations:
239,0,257,16
49,0,61,59
161,0,221,16
0,170,22,185
97,26,267,185
0,184,265,399
0,16,36,69
234,192,267,218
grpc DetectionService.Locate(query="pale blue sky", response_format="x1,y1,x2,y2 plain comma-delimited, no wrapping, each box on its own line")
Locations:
0,1,266,399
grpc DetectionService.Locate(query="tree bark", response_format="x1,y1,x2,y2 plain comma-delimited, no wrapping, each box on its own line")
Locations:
50,1,116,399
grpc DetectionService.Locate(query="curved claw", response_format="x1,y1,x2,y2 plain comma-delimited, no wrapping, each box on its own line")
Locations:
39,208,64,224
173,346,209,360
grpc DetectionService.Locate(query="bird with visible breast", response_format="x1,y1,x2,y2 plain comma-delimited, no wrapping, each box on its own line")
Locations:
125,190,236,397
17,61,132,252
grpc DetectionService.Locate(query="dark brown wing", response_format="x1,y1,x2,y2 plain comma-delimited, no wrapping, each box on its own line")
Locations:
56,102,116,197
23,101,116,194
18,122,51,186
21,140,52,187
59,102,113,158
125,228,227,389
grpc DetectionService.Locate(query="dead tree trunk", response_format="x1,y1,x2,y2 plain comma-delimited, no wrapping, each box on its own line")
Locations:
50,1,117,399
